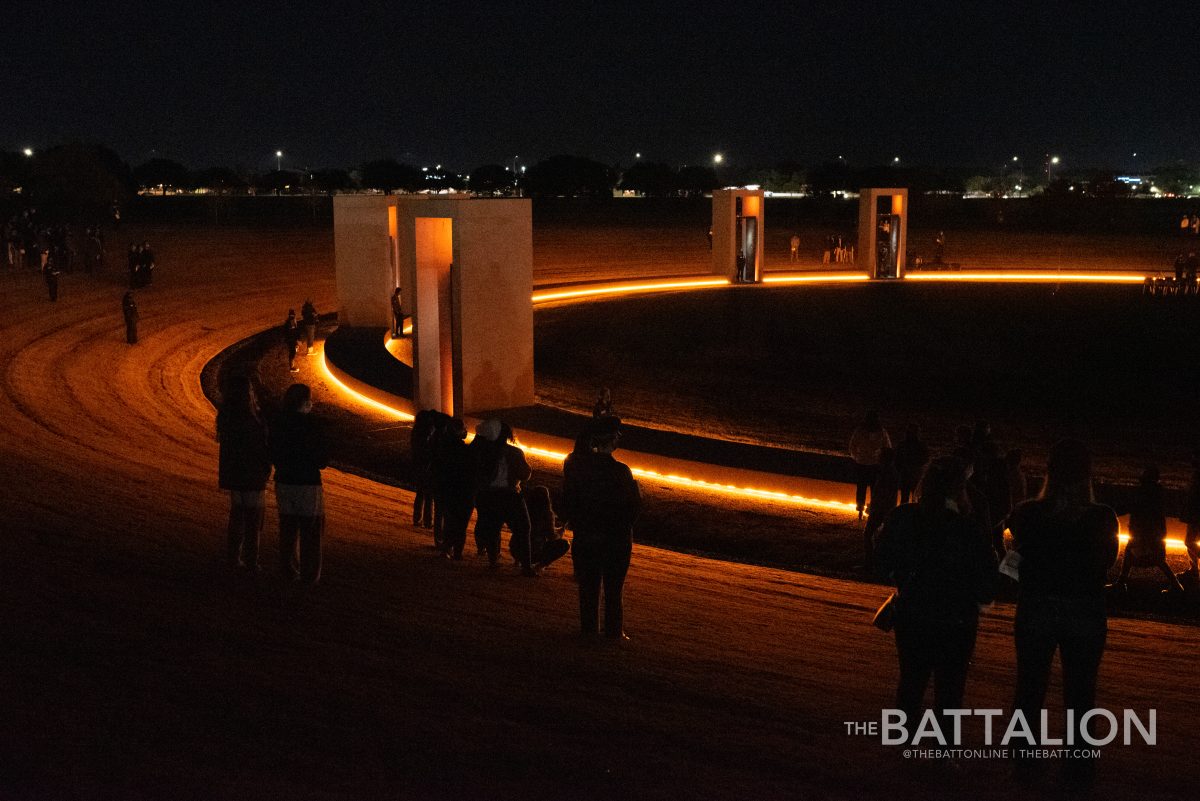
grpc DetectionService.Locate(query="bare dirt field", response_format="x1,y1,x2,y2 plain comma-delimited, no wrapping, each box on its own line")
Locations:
1,216,1196,800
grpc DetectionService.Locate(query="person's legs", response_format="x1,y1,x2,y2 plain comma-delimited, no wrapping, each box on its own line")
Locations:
1158,561,1186,592
932,624,978,743
1186,523,1200,573
474,491,503,565
894,621,935,732
573,544,603,634
537,538,570,569
412,491,425,527
278,514,300,580
601,541,632,637
505,492,533,571
1012,599,1059,777
243,503,263,570
298,515,323,585
1059,609,1106,787
227,497,246,568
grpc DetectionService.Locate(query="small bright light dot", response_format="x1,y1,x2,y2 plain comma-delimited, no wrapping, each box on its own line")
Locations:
1051,156,1060,164
422,167,429,172
520,166,526,173
713,153,723,164
436,164,441,170
22,148,33,157
635,152,641,158
1012,156,1019,162
276,150,282,157
893,156,900,163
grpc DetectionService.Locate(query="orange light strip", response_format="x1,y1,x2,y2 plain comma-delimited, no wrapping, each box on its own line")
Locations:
906,271,1147,283
762,273,871,284
532,277,730,304
318,346,414,422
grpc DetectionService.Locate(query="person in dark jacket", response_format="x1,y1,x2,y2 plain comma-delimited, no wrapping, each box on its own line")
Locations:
875,456,997,739
127,243,140,288
282,309,299,372
470,419,531,568
1007,439,1119,788
894,424,930,504
269,383,330,584
300,299,318,356
138,240,155,286
562,416,641,639
433,417,475,560
217,375,272,571
122,292,139,344
1116,466,1185,593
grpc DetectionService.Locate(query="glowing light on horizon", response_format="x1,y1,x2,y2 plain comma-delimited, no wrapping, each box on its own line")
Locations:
905,272,1146,283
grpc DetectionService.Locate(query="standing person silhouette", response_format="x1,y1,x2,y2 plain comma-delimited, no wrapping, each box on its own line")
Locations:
1180,447,1200,581
1007,439,1119,789
269,384,330,585
1115,466,1185,593
217,375,272,572
875,456,996,740
390,287,405,338
849,411,891,520
282,309,299,372
563,416,641,639
895,424,930,504
122,292,139,344
300,299,318,356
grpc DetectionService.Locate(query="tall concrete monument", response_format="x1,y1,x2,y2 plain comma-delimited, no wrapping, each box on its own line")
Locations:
333,194,534,416
711,188,765,283
857,188,908,279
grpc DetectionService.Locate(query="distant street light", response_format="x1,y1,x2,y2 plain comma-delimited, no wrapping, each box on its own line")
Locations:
23,147,33,157
275,150,283,171
893,156,901,164
635,152,641,159
1012,156,1020,162
713,153,723,165
1046,154,1060,183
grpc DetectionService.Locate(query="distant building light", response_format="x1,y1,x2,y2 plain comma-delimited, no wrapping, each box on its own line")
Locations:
1116,176,1142,184
22,147,33,157
422,167,429,172
1014,185,1022,191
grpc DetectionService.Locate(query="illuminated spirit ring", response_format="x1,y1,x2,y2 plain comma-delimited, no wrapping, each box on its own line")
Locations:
321,269,1180,550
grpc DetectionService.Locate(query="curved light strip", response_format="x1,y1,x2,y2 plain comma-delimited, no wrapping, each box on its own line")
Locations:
762,273,871,284
532,277,729,304
906,271,1147,283
323,273,1189,549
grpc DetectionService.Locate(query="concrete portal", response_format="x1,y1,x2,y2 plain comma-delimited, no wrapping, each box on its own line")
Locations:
333,194,534,416
711,188,765,283
857,188,908,279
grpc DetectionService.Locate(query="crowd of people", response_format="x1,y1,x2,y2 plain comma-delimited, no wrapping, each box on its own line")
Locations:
821,234,855,264
217,380,641,639
848,408,1200,787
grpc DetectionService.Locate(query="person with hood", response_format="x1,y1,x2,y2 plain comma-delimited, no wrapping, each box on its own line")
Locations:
562,416,641,639
469,419,531,568
300,299,318,355
269,383,330,585
217,375,271,571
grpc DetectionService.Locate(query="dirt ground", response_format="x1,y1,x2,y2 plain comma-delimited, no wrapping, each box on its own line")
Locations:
1,221,1197,800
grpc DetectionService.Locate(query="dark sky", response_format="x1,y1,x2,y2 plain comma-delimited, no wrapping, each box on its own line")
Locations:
5,0,1199,172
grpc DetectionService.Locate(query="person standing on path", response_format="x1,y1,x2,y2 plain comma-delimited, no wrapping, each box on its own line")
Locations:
390,287,405,338
895,424,930,504
849,410,891,520
122,291,139,344
789,234,800,263
43,260,59,301
562,416,641,639
301,299,318,356
269,383,330,585
282,309,299,372
1007,439,1119,789
217,375,272,572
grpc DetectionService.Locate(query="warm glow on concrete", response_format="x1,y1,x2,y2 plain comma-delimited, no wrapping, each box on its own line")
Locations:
906,271,1147,283
532,278,730,304
319,345,414,422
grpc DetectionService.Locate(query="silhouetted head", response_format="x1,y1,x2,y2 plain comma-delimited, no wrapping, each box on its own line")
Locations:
1041,438,1093,504
475,418,502,442
591,415,623,454
917,456,970,513
282,383,312,414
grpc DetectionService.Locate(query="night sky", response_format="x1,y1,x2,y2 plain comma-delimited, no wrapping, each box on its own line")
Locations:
5,0,1199,172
